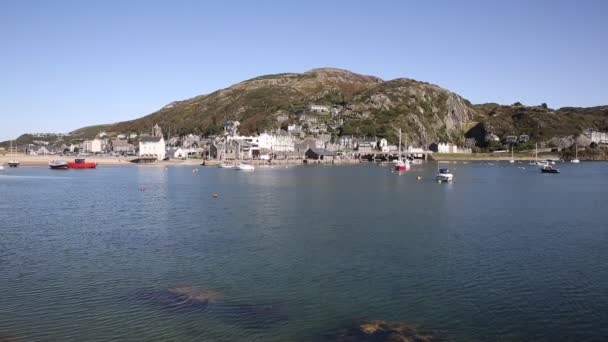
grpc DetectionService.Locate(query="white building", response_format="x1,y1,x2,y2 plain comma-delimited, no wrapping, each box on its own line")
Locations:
587,130,608,144
436,143,471,154
139,124,166,160
258,132,295,152
83,138,102,153
309,104,329,113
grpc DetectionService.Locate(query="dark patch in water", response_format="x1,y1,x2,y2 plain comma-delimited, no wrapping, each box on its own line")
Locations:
130,285,222,313
129,284,288,329
0,335,19,342
323,320,439,342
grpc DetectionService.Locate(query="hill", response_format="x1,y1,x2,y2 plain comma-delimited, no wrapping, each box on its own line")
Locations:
3,68,608,149
98,68,477,146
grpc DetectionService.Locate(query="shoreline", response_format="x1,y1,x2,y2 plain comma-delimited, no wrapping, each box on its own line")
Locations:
3,154,605,167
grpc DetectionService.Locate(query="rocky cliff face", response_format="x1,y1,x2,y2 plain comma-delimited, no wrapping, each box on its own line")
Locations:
103,68,479,146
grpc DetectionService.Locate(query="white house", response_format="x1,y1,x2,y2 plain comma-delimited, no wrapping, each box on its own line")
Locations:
83,138,102,153
29,146,50,155
139,124,166,160
169,147,186,159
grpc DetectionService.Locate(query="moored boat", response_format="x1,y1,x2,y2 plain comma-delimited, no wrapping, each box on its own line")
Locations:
394,128,409,171
236,162,255,171
218,162,235,169
49,160,69,169
436,168,454,182
7,141,19,167
394,159,409,171
68,159,97,169
540,165,560,173
571,144,580,163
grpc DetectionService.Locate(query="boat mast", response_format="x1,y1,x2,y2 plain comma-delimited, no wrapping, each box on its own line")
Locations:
398,128,402,161
535,142,538,163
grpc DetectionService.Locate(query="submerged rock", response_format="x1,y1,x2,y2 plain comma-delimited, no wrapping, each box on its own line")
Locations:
130,284,223,312
327,320,438,342
130,284,288,328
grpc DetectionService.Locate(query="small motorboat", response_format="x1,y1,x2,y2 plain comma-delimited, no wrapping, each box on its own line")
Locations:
68,158,97,169
540,165,560,173
0,165,4,171
49,160,69,169
8,160,20,167
236,162,255,171
218,163,235,169
436,168,454,182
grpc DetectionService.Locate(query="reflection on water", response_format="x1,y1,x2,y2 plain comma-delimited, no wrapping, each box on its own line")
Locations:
1,163,608,341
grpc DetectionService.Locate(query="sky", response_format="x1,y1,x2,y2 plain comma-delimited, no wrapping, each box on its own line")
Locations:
1,0,607,141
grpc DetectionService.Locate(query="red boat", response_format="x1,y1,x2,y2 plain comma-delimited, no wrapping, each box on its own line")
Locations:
68,159,97,169
394,159,409,172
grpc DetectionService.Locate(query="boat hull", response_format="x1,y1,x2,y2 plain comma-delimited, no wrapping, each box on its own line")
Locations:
541,169,560,173
49,164,69,170
8,162,19,167
67,162,97,169
436,174,453,181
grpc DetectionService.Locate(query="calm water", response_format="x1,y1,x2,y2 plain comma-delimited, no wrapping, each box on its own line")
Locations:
1,162,608,341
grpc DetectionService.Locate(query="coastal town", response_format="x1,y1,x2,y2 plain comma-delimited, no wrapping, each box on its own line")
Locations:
0,103,483,165
2,113,607,166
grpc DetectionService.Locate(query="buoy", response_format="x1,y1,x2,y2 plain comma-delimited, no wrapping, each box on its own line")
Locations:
437,180,442,184
212,194,219,198
417,176,422,180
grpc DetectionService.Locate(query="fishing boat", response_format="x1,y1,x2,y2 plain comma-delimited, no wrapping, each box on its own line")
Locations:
67,158,97,169
7,140,19,167
436,168,454,182
540,164,560,173
571,144,580,163
49,160,69,169
394,128,409,171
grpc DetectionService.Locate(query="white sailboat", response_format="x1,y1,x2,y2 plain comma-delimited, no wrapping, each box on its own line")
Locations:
509,146,515,163
234,142,254,171
218,140,235,168
529,143,545,166
394,128,409,171
571,144,580,163
8,140,20,167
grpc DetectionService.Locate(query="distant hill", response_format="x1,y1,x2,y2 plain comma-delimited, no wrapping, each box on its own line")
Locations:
3,68,608,148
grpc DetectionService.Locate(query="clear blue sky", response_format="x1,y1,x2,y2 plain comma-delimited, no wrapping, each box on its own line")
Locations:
1,0,607,141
